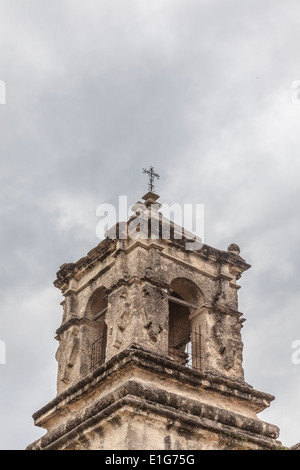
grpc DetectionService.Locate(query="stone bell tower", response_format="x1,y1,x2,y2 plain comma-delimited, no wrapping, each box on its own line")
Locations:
27,190,283,450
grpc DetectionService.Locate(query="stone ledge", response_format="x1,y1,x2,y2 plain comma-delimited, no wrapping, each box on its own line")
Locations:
35,345,276,424
290,443,300,450
54,238,117,291
32,345,275,425
27,379,281,451
54,230,251,293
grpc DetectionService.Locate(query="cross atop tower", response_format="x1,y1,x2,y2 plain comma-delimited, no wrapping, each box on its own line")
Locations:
142,166,160,192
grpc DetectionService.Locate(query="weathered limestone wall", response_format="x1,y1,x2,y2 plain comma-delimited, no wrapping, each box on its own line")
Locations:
54,236,249,395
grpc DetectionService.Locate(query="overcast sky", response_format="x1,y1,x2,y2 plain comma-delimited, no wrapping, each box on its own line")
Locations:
1,0,300,450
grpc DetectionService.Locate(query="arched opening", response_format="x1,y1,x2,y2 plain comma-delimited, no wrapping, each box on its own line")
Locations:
86,287,108,372
168,278,202,371
168,293,191,367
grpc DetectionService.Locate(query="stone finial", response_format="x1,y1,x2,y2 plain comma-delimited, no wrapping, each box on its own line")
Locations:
141,191,161,209
227,243,240,255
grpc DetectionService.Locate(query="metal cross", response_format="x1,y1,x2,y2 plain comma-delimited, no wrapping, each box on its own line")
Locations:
142,166,160,192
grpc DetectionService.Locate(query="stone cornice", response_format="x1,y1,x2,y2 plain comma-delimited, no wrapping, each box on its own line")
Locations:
28,363,281,450
53,225,250,294
55,317,98,338
32,345,275,426
54,238,250,296
28,394,283,451
54,238,117,292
